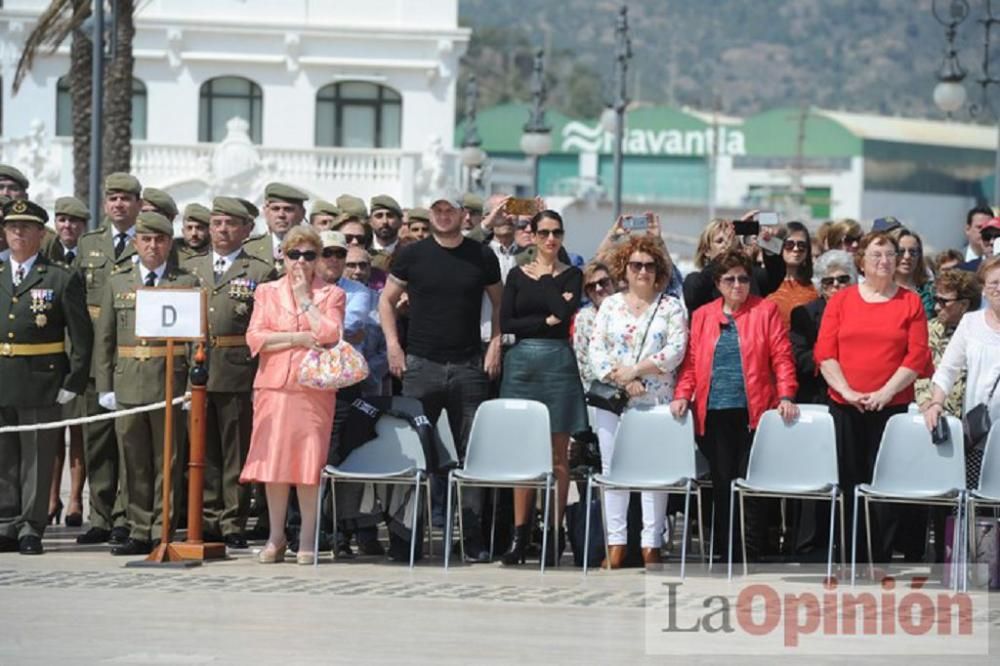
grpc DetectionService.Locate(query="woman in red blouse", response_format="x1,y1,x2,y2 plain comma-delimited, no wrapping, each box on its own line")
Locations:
815,231,932,564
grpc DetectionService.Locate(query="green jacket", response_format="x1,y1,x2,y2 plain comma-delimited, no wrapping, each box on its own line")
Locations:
242,233,284,276
72,225,138,320
182,250,277,393
0,256,93,407
93,263,198,404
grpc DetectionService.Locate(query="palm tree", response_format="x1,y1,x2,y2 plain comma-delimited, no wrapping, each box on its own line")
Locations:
14,0,135,200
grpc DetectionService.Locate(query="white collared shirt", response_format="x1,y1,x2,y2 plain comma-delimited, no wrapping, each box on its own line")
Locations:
371,238,398,254
139,263,167,287
271,232,284,259
112,224,136,243
212,248,243,276
10,253,39,284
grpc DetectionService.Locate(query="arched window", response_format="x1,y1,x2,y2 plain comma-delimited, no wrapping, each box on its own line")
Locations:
56,76,147,139
198,76,262,143
315,82,401,149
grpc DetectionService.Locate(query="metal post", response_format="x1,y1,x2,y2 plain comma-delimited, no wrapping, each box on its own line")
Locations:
611,6,631,219
521,49,551,197
87,0,104,230
995,121,1000,207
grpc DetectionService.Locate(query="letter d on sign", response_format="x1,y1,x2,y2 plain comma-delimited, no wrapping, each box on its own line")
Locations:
162,305,177,327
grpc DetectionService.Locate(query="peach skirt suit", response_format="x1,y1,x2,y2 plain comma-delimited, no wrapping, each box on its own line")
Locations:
240,275,345,486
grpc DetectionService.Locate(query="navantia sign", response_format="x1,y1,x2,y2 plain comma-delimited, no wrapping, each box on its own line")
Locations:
561,121,746,157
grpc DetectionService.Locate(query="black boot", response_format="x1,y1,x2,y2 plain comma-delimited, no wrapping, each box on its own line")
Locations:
501,524,531,565
545,527,567,566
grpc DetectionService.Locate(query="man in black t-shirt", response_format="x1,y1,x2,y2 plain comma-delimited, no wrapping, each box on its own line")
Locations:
379,190,502,563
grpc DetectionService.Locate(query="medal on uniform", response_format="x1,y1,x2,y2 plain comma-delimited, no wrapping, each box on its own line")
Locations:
35,313,47,328
234,303,249,316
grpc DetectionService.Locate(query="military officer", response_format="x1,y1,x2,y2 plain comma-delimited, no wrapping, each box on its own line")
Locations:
308,199,340,232
176,203,211,262
182,197,276,548
242,182,309,275
72,172,142,546
94,211,198,556
368,194,404,272
140,187,178,222
0,164,29,200
406,207,432,242
0,199,92,554
461,192,484,232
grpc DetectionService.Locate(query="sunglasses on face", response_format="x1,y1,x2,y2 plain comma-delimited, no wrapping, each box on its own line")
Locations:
286,249,317,262
535,228,564,239
899,247,921,258
627,261,657,274
343,233,366,245
585,277,613,292
345,261,370,270
820,275,852,287
934,295,966,308
720,274,751,285
515,220,531,230
843,235,862,245
783,240,809,252
322,247,347,259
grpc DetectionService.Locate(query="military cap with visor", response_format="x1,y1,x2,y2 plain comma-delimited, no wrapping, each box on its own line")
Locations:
2,199,49,226
264,182,309,204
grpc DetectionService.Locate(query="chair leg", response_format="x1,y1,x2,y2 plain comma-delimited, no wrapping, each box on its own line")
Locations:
826,489,837,582
489,489,497,561
313,474,325,568
456,481,466,565
968,499,977,591
739,490,749,577
553,483,561,569
444,472,454,570
727,482,736,581
838,494,847,572
951,496,962,592
864,496,875,582
425,480,434,558
680,483,691,580
409,475,420,569
850,488,859,587
696,487,706,564
540,476,552,574
330,477,339,561
709,503,715,573
583,477,593,575
600,485,611,571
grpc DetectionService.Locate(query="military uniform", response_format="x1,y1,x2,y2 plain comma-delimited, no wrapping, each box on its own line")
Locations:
183,247,276,539
242,182,310,276
241,232,282,275
0,200,92,551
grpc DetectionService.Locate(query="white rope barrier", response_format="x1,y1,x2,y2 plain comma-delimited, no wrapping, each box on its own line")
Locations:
0,393,191,434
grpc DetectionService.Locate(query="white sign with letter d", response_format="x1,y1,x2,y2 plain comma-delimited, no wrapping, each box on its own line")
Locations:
135,288,205,340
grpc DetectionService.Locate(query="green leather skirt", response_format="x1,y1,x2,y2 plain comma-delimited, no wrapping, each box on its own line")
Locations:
499,339,588,434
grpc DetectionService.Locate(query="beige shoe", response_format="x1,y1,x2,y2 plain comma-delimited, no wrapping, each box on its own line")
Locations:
296,551,315,565
258,541,287,564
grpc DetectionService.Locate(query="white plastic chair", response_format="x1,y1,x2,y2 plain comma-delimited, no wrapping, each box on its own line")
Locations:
583,406,701,577
444,399,554,571
851,410,967,589
314,397,433,569
968,422,1000,590
727,404,844,580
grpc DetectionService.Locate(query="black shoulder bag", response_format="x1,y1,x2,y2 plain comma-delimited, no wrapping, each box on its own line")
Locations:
585,293,663,415
964,371,1000,451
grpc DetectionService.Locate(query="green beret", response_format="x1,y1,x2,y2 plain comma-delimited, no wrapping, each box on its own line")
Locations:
370,194,402,218
310,199,340,218
264,182,308,204
142,187,178,218
183,203,212,225
212,196,251,222
134,211,173,237
54,196,90,222
237,198,259,219
0,164,29,190
2,199,48,226
336,194,368,219
407,207,431,223
105,172,141,196
462,193,484,213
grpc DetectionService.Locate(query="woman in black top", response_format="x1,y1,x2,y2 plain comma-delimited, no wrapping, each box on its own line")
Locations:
498,210,586,565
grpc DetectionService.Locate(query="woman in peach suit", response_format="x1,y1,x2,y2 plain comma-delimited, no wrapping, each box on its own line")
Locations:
241,226,346,565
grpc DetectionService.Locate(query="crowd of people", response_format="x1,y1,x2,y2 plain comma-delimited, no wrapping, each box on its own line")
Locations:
1,158,999,571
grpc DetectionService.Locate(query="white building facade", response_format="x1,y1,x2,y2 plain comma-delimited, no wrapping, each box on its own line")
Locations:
0,0,469,217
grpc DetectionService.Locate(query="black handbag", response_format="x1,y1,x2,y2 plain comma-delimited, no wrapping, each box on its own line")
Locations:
964,372,1000,451
584,293,663,415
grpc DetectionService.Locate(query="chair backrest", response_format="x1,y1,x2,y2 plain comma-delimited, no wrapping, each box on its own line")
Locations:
463,399,552,479
745,408,838,490
606,406,696,485
337,414,427,475
976,422,1000,497
870,413,966,495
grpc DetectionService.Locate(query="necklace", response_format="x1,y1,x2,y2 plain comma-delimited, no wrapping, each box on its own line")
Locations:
624,292,654,317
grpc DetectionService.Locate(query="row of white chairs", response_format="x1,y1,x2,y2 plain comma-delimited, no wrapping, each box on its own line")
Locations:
313,398,1000,590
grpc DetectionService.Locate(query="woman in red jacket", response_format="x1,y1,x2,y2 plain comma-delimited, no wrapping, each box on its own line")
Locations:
671,250,798,561
815,231,931,564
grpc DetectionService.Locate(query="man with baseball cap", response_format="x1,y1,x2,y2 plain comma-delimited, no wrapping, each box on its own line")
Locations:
0,199,92,554
243,182,309,274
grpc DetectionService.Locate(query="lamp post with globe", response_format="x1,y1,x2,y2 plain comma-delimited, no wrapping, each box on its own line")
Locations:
520,49,552,196
933,0,1000,204
601,5,632,219
460,75,487,192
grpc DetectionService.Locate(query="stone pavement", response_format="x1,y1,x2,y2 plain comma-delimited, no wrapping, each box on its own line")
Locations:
2,524,999,665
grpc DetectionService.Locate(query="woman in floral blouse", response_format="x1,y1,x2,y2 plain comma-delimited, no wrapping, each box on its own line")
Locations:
587,237,688,568
573,261,617,388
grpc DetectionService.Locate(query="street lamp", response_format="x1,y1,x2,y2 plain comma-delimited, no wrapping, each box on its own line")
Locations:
604,5,632,219
460,75,486,170
932,0,1000,204
520,49,552,196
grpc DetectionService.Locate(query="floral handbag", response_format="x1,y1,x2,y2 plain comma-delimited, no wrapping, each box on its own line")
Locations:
298,341,369,391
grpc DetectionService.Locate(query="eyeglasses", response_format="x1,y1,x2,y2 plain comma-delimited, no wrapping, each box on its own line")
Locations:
627,261,658,274
720,274,751,285
820,275,852,287
934,295,966,308
843,235,862,245
322,247,347,259
899,247,922,258
985,281,1000,292
515,220,531,230
585,277,613,292
783,240,809,252
865,252,897,262
343,233,366,245
345,261,370,270
535,228,565,239
286,249,317,262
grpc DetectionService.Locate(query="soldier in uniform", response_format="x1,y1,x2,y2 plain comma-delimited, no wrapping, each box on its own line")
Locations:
308,200,340,232
93,211,199,556
72,172,143,545
140,187,178,223
0,199,92,554
242,182,309,275
461,192,484,232
182,197,276,548
175,203,211,262
0,164,64,263
368,194,404,272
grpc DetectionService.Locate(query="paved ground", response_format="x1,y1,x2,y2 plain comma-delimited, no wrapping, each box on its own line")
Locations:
2,522,998,665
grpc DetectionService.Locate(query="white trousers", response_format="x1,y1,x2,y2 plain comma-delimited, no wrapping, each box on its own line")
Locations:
595,408,667,547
